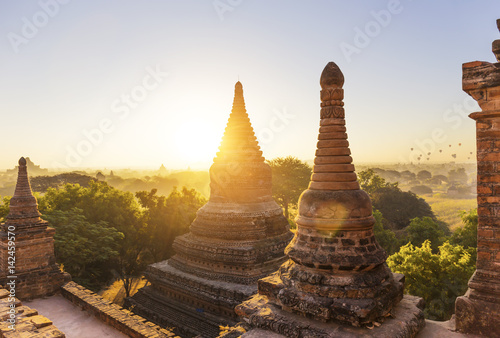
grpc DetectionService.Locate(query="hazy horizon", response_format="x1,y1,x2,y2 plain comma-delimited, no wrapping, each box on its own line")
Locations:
1,1,499,170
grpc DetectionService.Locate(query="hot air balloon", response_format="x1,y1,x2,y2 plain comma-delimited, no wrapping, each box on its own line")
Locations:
449,145,452,147
439,149,442,153
427,152,431,155
452,154,457,159
470,152,473,154
411,148,414,151
459,143,461,146
427,158,430,160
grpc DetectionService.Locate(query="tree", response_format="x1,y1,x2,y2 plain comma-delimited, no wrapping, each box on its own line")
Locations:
267,157,311,219
405,217,447,252
388,240,475,320
43,208,123,289
401,170,416,181
0,196,10,222
358,169,396,195
371,186,435,229
373,209,400,255
450,209,477,261
30,173,95,193
136,187,206,262
39,181,147,297
417,170,432,181
409,185,433,195
359,169,435,229
448,168,468,184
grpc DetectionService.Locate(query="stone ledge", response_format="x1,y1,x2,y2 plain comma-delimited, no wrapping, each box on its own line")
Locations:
234,294,425,338
60,281,179,338
0,286,65,338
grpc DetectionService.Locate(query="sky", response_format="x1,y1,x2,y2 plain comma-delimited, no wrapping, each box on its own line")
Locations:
0,0,499,170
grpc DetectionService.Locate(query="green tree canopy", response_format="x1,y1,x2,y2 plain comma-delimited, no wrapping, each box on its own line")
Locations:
267,156,311,219
358,168,396,195
43,208,124,289
136,187,206,262
373,209,400,255
417,170,432,181
388,240,475,320
359,169,435,229
39,181,146,296
371,186,435,229
0,196,10,222
405,216,448,252
448,168,468,184
450,208,477,261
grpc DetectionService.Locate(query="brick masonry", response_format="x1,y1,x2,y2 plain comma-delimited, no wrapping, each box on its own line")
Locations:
0,287,65,338
0,158,65,300
61,281,179,338
454,19,500,336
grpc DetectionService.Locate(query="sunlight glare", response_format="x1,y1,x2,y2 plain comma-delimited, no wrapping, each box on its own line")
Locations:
173,120,221,167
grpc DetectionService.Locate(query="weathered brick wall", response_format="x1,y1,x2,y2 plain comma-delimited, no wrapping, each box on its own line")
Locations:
476,117,500,271
61,282,179,338
455,46,500,334
0,287,65,338
0,227,65,300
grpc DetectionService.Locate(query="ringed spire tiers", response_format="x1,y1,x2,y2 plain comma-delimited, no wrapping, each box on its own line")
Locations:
127,82,292,337
214,81,264,163
5,157,43,227
236,63,425,337
0,157,65,299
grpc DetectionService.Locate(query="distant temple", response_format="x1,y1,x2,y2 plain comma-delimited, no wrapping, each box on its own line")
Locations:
236,63,425,336
127,82,293,337
159,164,168,176
0,157,65,299
5,157,48,176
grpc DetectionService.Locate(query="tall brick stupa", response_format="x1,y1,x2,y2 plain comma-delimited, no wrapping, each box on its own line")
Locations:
0,157,65,299
236,63,425,337
454,19,500,335
128,82,293,337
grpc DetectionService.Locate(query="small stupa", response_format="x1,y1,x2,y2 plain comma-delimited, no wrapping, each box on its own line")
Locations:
0,157,65,299
236,63,425,337
128,82,293,337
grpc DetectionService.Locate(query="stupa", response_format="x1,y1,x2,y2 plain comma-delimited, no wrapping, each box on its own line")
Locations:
0,157,65,299
235,63,425,337
128,82,293,337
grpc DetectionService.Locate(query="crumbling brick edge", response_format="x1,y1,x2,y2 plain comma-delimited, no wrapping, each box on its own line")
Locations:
60,281,180,338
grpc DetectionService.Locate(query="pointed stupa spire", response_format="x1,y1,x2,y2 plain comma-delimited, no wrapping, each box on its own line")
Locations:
237,63,406,330
5,157,43,226
214,82,264,163
310,62,359,191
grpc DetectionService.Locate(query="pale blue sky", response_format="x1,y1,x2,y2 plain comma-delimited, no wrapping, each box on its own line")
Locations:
0,0,499,169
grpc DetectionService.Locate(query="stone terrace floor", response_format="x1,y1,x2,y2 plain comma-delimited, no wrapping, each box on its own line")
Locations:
25,294,128,338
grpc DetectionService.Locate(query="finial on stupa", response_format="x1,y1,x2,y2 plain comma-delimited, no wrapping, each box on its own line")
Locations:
493,19,500,61
214,82,264,163
6,156,43,225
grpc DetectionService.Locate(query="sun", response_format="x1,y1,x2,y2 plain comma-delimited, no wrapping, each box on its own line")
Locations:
174,120,222,167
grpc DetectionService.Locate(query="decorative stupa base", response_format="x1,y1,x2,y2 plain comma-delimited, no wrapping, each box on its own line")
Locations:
238,265,404,327
455,270,500,336
0,226,65,300
128,262,258,337
236,293,425,338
